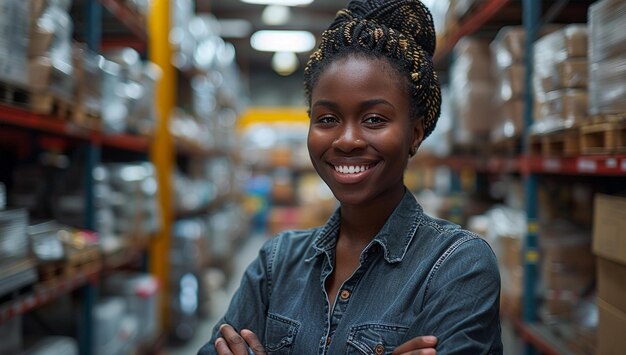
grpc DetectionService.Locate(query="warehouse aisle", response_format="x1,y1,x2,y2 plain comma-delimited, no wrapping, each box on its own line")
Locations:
166,233,268,355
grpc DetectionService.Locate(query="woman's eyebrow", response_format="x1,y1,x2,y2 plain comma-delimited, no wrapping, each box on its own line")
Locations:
360,98,394,109
312,99,339,110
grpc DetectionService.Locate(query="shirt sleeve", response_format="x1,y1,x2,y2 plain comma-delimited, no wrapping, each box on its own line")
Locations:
412,236,503,355
197,237,277,355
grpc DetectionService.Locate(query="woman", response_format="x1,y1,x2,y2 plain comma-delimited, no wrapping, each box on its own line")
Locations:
199,0,502,354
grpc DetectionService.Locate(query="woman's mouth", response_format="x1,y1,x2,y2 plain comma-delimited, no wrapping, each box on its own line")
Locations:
333,164,372,174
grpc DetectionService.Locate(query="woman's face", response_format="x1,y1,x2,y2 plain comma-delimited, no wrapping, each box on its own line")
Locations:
307,55,424,206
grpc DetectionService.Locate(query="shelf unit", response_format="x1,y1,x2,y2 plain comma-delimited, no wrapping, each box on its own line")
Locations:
0,1,165,354
428,1,610,354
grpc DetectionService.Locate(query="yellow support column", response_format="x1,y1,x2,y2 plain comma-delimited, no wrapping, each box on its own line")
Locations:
148,0,176,332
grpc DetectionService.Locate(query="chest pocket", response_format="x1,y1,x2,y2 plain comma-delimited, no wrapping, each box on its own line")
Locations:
346,323,409,355
264,313,300,355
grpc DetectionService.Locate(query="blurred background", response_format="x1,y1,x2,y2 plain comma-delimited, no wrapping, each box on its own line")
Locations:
0,0,625,354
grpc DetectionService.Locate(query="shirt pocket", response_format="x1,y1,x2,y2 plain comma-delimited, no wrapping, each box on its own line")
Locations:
264,313,300,354
346,323,409,355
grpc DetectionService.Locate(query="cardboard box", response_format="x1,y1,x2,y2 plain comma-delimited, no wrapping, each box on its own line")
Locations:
597,298,626,355
597,258,626,314
592,194,626,264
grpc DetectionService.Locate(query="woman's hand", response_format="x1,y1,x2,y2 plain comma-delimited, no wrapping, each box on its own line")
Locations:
392,335,437,355
215,324,266,355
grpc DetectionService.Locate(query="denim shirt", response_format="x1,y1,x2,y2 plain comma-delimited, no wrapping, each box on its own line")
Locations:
198,190,502,354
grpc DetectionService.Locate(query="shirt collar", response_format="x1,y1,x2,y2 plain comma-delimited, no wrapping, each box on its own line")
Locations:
306,189,423,263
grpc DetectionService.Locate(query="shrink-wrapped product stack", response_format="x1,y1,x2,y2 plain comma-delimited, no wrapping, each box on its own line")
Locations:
490,27,527,143
588,0,626,116
532,25,589,134
449,37,498,146
0,0,75,111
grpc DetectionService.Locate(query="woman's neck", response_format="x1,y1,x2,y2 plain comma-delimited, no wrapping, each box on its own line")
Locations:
338,187,405,244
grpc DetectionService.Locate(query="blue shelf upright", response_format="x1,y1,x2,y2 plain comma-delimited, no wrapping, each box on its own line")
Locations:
79,1,102,354
522,1,540,354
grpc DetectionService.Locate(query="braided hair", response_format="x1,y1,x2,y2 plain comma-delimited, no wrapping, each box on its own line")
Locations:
304,0,441,138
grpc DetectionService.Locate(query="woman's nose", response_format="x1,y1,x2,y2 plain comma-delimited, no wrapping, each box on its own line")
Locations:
332,126,367,152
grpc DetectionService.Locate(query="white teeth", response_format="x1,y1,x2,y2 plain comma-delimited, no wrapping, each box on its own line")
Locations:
334,165,370,174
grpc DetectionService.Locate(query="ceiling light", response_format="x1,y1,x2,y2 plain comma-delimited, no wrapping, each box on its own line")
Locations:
250,30,316,53
241,0,313,6
262,5,291,26
272,51,299,76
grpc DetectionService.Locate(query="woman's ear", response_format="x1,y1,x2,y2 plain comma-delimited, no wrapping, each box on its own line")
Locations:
409,118,425,157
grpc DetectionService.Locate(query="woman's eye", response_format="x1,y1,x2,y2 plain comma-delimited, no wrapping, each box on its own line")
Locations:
317,115,338,124
364,116,386,124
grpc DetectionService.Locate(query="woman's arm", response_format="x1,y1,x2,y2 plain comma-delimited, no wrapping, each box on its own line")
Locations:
410,237,502,354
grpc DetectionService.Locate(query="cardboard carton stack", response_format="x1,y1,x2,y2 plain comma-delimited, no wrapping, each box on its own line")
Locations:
449,37,498,147
592,194,626,354
489,27,527,144
532,25,589,135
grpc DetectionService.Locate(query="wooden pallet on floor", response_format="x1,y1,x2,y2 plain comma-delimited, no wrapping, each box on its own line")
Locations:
580,119,626,155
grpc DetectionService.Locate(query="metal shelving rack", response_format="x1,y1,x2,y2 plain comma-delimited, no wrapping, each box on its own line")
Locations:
0,1,165,354
429,1,621,354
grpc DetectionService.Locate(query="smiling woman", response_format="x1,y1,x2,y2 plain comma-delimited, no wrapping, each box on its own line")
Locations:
198,1,502,354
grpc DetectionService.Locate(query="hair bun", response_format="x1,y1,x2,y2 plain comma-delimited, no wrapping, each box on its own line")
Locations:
339,0,436,56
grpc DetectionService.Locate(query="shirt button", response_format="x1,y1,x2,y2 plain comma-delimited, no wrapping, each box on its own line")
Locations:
340,289,351,300
374,344,385,355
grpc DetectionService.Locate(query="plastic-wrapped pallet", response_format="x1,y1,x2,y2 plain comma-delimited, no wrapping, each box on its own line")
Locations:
29,0,75,100
449,37,498,145
490,26,564,141
0,209,29,260
21,337,78,355
0,1,29,86
588,0,626,115
532,25,589,134
490,27,527,142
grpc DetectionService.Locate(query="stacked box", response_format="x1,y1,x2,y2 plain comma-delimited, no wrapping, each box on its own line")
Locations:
533,25,589,134
0,209,29,260
538,221,594,321
72,44,103,126
0,1,29,86
490,27,527,142
28,0,75,100
449,37,498,145
483,206,527,317
588,0,626,115
592,194,626,354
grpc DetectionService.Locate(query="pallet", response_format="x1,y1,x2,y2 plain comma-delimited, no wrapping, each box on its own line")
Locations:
529,127,580,156
38,260,67,282
0,81,74,118
490,136,522,156
580,120,626,155
38,247,101,282
451,140,492,157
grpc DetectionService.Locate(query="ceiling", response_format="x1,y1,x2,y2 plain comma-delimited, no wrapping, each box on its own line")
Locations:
204,0,344,73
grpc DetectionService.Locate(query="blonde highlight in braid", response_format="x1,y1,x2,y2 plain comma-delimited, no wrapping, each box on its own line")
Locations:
304,0,441,138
